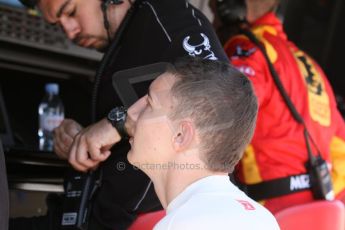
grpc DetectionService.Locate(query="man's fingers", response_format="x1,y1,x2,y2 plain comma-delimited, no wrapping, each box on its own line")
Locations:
53,121,78,159
77,157,99,170
98,150,111,162
66,118,121,171
54,143,67,159
88,140,108,161
68,134,87,172
54,133,71,158
60,131,74,148
68,134,100,171
75,137,99,169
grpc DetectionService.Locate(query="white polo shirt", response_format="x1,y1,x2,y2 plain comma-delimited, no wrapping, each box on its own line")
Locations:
154,175,280,230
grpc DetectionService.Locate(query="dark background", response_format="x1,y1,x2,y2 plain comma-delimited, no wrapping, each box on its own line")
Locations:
283,0,345,115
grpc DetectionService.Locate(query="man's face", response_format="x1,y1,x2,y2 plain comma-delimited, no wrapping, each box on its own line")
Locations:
38,0,130,50
126,73,177,175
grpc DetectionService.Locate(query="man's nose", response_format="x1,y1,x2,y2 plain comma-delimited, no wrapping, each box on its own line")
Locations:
126,96,148,136
60,17,81,40
130,96,148,120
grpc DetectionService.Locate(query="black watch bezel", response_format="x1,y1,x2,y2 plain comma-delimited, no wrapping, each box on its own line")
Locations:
107,106,128,138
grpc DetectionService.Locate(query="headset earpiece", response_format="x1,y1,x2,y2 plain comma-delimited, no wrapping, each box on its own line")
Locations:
104,0,124,5
216,0,246,25
100,0,123,44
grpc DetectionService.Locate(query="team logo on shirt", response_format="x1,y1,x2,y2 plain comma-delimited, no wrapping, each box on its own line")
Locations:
233,45,257,57
183,33,218,60
236,65,256,77
236,200,256,210
294,50,330,126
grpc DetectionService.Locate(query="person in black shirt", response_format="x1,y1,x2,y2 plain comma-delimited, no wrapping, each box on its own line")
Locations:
13,0,228,229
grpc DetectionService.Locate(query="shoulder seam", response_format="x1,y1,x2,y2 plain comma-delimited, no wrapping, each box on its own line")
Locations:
142,1,172,42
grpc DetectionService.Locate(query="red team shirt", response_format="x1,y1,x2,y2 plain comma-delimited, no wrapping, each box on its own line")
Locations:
224,12,345,213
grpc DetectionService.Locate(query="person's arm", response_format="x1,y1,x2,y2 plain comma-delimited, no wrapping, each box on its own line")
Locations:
330,110,345,198
53,119,83,159
65,104,137,172
67,118,121,172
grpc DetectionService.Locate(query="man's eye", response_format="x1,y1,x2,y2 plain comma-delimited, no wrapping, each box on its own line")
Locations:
69,9,76,17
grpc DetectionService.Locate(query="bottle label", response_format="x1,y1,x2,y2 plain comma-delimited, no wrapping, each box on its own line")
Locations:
40,114,64,132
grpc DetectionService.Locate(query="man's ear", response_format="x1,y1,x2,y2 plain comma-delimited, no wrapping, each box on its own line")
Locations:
172,120,195,152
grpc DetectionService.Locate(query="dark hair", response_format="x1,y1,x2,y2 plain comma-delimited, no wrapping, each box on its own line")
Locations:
216,0,247,26
18,0,38,8
168,57,258,173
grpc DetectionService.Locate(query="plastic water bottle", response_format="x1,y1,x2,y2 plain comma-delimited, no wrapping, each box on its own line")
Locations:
38,83,64,151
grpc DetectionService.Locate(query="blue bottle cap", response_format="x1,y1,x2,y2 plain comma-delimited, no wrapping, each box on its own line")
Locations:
45,83,59,94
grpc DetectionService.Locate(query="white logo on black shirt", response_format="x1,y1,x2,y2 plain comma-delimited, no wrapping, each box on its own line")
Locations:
183,33,217,60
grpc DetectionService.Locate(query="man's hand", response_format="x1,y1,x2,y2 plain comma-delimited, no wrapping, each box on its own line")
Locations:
53,119,83,159
68,118,122,172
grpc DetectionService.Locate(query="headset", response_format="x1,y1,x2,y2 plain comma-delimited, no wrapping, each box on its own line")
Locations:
100,0,124,43
107,0,124,4
215,0,247,26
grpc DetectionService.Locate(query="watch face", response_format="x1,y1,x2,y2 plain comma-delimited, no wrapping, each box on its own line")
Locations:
108,107,126,122
107,107,128,137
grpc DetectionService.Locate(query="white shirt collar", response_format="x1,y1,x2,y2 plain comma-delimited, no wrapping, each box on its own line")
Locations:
166,175,233,213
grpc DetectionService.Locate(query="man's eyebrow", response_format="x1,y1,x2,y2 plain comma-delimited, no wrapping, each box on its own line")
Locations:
56,0,71,18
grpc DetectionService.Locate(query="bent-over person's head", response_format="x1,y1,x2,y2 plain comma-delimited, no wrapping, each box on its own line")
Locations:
19,0,132,50
209,0,279,43
126,57,258,181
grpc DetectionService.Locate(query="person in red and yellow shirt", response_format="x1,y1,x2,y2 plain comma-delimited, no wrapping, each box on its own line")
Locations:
211,0,345,213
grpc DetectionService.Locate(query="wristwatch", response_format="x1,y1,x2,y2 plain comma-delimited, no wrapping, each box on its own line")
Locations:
107,106,128,139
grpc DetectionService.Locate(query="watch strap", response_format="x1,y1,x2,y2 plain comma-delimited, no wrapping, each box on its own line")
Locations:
114,118,128,139
107,107,128,139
